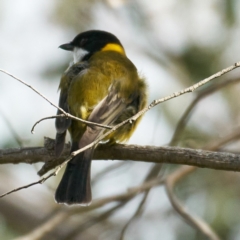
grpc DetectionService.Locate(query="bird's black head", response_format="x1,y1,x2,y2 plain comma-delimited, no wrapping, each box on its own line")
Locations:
59,30,125,62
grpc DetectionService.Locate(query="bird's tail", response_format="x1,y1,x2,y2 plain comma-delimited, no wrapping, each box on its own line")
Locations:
55,149,93,205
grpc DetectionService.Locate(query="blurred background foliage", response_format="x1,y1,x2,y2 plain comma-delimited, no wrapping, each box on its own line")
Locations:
1,0,240,239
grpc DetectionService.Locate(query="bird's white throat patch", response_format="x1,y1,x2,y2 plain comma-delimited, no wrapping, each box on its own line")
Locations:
73,47,89,63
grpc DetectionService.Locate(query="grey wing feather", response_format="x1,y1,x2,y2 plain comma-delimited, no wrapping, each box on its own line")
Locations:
55,90,72,157
55,62,89,157
79,84,129,149
55,90,72,134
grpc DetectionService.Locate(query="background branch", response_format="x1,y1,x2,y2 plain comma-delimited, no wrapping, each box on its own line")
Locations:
165,166,220,240
163,119,240,239
13,177,164,240
170,77,240,145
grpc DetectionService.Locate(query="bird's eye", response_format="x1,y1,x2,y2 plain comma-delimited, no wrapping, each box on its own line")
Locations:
80,38,87,46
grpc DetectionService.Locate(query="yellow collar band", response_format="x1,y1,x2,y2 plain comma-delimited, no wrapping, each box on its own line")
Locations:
101,43,125,55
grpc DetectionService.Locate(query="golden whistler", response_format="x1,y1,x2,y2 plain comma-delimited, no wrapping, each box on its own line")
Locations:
55,30,147,205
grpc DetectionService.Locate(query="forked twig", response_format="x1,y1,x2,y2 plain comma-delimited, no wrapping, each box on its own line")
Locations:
31,114,112,133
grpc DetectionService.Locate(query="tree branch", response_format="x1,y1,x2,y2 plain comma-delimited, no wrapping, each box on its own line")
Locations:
1,138,240,173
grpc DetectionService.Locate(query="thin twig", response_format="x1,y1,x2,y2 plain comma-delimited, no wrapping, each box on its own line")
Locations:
72,61,240,157
0,69,112,131
170,77,240,145
31,114,112,134
0,156,71,199
0,69,65,114
0,172,55,199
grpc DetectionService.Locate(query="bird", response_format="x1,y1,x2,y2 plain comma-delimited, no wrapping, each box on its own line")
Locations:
54,30,147,205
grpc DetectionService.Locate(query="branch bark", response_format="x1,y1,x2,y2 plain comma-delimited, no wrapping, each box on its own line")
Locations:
1,138,240,175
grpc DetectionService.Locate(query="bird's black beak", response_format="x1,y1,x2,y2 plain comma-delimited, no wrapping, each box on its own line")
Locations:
59,42,74,51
